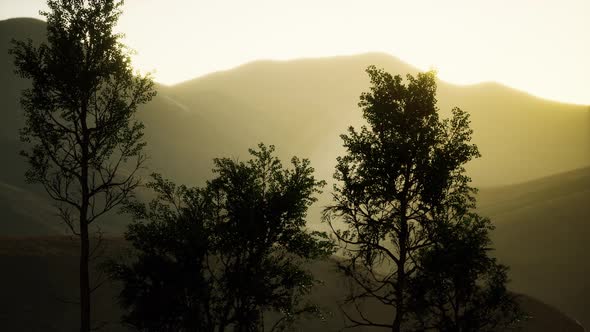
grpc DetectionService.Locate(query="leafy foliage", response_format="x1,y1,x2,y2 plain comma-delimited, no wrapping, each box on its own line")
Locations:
9,0,155,229
408,214,523,331
109,174,216,332
323,67,519,331
109,144,334,332
9,1,155,330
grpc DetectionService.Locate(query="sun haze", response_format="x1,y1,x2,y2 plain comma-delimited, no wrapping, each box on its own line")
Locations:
1,0,588,104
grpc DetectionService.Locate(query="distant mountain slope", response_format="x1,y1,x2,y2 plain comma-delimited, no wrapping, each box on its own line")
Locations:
0,18,47,191
0,18,46,141
167,52,590,187
0,181,58,235
2,18,589,188
478,166,590,329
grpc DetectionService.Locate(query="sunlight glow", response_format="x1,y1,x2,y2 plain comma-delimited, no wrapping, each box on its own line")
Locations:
1,0,589,104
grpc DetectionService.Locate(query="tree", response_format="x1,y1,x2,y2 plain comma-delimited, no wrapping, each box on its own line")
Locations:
323,66,488,331
108,174,217,332
109,144,334,331
9,1,156,331
407,214,522,331
210,144,334,331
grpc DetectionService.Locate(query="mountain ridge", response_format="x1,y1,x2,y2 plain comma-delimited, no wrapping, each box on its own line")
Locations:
171,50,590,107
3,17,588,107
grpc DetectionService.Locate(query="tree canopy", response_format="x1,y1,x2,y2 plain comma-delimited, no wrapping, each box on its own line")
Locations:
109,144,334,332
323,66,520,331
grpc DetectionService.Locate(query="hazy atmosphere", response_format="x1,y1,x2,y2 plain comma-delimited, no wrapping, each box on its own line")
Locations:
1,0,589,104
0,1,589,331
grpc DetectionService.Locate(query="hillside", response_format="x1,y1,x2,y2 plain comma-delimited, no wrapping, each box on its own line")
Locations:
2,18,589,191
24,46,589,235
0,237,585,332
164,53,590,187
478,166,590,329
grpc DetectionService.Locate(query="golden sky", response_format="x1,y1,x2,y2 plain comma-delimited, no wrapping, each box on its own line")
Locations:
1,0,589,105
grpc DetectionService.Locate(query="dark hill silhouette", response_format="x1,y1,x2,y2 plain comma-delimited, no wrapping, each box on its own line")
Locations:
478,166,590,329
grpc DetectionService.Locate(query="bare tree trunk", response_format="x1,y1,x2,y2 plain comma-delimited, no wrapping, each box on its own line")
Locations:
392,279,404,332
80,211,90,332
80,114,90,332
392,235,406,332
392,198,409,332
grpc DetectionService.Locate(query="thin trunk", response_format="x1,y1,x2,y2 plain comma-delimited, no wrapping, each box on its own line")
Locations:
80,216,90,332
392,215,407,332
217,296,233,332
80,103,91,332
258,309,264,332
393,169,411,332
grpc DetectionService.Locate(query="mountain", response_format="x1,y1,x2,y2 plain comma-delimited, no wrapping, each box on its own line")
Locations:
2,18,589,191
163,52,590,188
0,18,46,185
478,166,590,328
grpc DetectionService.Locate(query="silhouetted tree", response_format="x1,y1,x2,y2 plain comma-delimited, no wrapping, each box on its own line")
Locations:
408,214,522,331
109,144,334,331
323,67,486,331
210,144,334,331
9,1,155,331
108,174,217,332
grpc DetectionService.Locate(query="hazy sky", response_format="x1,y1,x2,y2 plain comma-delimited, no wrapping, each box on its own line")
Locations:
1,0,589,105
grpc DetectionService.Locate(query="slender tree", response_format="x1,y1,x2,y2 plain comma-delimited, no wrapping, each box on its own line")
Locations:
109,144,334,331
323,67,481,331
9,1,155,331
